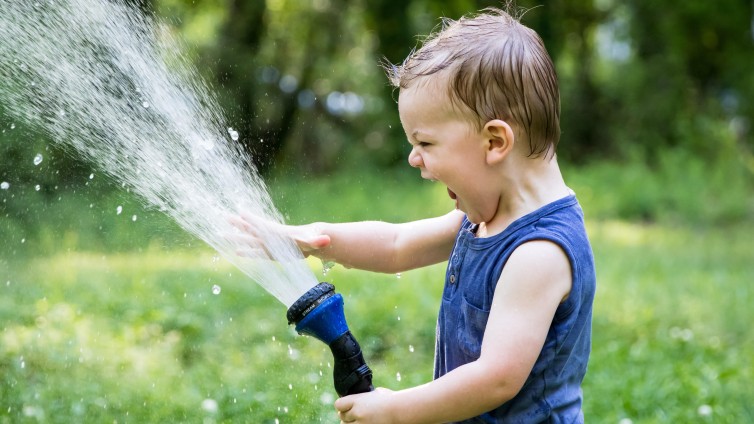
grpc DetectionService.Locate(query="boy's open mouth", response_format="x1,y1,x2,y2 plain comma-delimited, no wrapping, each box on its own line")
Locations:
447,187,457,200
447,187,459,209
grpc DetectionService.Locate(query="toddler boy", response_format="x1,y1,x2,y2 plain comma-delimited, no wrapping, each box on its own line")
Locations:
236,7,595,423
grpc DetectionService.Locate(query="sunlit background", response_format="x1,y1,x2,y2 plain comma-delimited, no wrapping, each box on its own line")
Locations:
1,0,753,422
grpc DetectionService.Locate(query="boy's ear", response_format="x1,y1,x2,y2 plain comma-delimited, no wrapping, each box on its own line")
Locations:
483,119,515,165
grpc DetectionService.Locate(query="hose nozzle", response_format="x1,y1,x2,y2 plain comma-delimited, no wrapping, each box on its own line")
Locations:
287,283,374,397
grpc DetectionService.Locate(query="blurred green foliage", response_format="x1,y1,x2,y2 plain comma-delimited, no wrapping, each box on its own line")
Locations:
3,0,753,223
143,0,754,169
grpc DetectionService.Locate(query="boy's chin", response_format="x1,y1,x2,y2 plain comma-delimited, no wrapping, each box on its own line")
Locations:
465,215,481,225
463,208,495,226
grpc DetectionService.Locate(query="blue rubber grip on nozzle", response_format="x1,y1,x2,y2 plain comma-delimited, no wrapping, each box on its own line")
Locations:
294,293,349,344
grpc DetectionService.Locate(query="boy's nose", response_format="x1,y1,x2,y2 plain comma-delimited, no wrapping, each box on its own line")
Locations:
408,148,423,168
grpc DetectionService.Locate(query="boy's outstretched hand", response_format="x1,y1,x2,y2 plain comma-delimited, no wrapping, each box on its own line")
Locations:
228,212,331,258
335,388,398,424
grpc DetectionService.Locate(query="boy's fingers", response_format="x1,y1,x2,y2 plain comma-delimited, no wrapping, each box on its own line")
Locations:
227,215,249,231
221,230,275,259
334,395,353,413
231,211,330,257
224,232,264,248
229,213,277,242
239,211,279,230
238,210,262,225
235,246,266,259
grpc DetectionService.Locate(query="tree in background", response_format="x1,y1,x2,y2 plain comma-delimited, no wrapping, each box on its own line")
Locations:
613,0,753,161
157,0,402,175
3,0,752,178
157,0,752,170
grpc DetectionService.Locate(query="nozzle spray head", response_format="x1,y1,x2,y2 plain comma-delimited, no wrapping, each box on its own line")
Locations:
287,282,374,397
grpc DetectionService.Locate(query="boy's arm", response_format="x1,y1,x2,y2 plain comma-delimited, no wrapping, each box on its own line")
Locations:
232,209,464,273
311,209,464,273
334,240,572,424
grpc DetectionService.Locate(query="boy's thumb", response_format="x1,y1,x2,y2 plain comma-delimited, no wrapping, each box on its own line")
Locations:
334,394,353,412
309,234,331,249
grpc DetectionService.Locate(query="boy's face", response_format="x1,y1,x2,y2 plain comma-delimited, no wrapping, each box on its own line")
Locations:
398,82,502,224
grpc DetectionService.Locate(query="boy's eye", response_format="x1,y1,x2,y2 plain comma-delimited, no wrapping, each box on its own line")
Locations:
418,142,431,147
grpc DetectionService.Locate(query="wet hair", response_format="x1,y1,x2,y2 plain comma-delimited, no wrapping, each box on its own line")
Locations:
386,7,560,158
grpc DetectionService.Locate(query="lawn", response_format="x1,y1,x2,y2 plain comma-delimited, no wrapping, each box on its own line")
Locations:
1,165,752,423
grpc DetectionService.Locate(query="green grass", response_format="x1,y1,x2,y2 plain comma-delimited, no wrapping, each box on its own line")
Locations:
586,221,753,422
0,248,446,423
1,160,753,422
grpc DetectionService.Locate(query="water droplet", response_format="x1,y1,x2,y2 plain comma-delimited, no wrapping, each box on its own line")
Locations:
1,182,9,190
33,153,43,166
22,405,43,418
681,329,694,341
131,215,137,222
212,255,220,263
142,101,149,108
10,123,16,130
697,404,712,417
319,392,335,405
116,205,123,215
35,185,40,191
227,127,239,141
201,398,218,414
396,372,401,382
321,260,335,276
89,173,94,179
396,273,402,279
288,384,293,390
409,345,414,353
397,316,401,321
212,284,221,295
669,327,694,342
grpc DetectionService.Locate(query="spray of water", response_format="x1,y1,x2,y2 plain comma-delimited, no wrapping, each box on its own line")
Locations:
0,0,318,306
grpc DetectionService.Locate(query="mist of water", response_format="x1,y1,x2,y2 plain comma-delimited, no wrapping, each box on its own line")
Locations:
0,0,318,306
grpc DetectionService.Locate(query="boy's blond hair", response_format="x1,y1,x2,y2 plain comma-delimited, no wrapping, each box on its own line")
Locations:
387,7,560,158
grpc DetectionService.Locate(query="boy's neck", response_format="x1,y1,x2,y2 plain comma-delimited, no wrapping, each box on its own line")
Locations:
477,156,569,238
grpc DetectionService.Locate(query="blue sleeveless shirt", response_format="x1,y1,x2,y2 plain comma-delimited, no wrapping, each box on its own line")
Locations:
435,194,595,423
